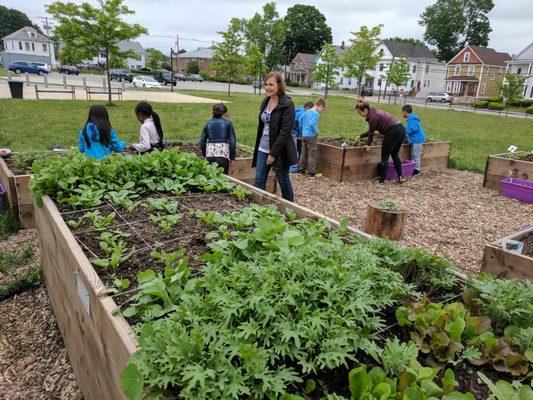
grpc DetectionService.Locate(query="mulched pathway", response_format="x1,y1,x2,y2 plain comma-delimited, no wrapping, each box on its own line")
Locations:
291,169,532,276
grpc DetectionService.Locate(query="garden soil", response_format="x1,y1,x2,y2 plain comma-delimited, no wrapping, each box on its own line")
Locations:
291,169,532,276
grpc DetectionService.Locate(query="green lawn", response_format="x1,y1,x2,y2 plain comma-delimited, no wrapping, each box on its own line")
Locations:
0,90,531,172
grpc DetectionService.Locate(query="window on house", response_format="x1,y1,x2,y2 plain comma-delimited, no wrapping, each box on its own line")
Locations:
517,68,522,75
18,41,22,50
31,32,36,37
340,77,343,84
463,52,470,62
348,78,351,85
410,80,414,88
481,83,486,94
498,68,502,77
452,82,459,93
529,65,532,75
25,42,30,51
379,63,384,71
423,81,426,88
426,65,429,73
467,66,474,76
530,86,533,98
489,73,495,80
446,82,452,92
11,42,14,50
378,78,382,86
31,43,35,51
412,65,417,73
454,65,461,75
43,44,47,52
524,86,528,97
483,66,488,73
428,80,430,86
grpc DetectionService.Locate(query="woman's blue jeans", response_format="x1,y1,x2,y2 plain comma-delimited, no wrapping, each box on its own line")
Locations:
255,151,294,202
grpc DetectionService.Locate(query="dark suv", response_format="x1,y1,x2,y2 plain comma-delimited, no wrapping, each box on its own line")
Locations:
58,65,80,75
109,69,133,82
154,70,177,86
360,86,374,96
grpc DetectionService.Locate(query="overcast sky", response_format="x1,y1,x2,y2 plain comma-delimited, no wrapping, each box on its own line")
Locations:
3,0,533,56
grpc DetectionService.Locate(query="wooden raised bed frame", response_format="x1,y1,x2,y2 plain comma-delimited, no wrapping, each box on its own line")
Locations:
316,141,452,182
0,156,34,227
483,153,533,191
37,177,372,400
481,225,533,281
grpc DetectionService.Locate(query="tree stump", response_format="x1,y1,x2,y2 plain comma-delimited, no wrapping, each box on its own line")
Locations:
363,203,408,240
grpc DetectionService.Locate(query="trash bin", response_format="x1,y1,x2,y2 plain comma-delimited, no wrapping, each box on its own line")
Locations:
8,81,23,99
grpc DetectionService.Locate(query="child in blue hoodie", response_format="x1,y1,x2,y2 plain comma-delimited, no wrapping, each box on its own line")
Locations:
290,101,314,173
402,105,426,175
77,105,125,159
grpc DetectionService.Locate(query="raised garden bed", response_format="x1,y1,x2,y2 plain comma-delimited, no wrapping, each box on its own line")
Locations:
315,138,452,182
483,151,533,191
482,225,533,280
32,150,531,400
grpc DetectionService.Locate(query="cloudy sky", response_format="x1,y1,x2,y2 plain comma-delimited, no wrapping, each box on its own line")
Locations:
3,0,533,56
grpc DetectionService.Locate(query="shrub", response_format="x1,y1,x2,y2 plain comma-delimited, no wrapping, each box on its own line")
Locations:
473,100,489,108
521,99,533,107
287,82,300,87
488,102,504,110
507,98,522,107
527,105,533,114
487,95,502,102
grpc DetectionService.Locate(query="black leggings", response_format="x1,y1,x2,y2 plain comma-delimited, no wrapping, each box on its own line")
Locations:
207,157,229,174
381,124,406,180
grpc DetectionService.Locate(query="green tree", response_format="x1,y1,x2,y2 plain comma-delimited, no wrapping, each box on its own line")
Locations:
384,37,425,46
146,48,167,70
497,71,526,106
47,0,147,104
186,60,200,74
312,43,340,98
245,44,268,94
283,5,332,62
240,2,286,70
0,6,42,51
212,18,245,96
343,25,383,97
419,0,494,62
385,55,411,103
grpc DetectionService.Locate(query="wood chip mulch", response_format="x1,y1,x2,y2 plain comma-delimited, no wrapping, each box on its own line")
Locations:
291,169,533,276
0,229,40,287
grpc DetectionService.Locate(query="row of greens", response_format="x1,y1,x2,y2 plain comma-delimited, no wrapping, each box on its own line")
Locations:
30,149,532,400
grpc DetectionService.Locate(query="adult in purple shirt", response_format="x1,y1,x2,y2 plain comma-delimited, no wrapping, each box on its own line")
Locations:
355,99,406,183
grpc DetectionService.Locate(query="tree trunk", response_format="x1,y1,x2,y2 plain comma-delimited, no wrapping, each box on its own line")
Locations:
227,80,231,97
357,78,362,97
325,83,328,99
363,203,408,240
105,50,112,105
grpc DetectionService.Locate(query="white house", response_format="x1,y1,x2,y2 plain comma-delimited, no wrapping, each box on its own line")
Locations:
1,26,57,68
505,42,533,99
82,41,146,70
314,40,446,96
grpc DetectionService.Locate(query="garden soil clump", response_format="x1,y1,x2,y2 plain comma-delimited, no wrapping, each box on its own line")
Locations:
292,169,533,275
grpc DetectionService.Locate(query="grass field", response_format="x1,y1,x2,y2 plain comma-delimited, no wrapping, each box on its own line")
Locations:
0,90,531,172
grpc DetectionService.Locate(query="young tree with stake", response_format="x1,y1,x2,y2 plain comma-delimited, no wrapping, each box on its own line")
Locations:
497,71,526,106
313,43,340,98
385,55,411,103
212,18,245,97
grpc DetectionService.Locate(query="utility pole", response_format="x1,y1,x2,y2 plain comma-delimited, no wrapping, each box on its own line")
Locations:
41,16,53,68
175,34,180,74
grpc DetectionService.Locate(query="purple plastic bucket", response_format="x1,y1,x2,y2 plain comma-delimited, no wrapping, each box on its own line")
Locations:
386,160,415,180
0,182,6,213
501,178,533,204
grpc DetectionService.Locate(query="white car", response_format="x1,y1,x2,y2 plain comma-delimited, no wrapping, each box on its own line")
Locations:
426,92,454,103
132,76,161,88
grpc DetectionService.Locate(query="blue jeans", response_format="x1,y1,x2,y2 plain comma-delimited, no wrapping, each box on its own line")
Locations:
411,143,422,171
255,150,294,202
289,136,299,173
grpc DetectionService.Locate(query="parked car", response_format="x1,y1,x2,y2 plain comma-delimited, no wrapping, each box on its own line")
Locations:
175,73,187,81
58,65,80,75
132,75,161,88
426,92,454,103
251,79,262,89
360,87,374,96
8,61,49,75
187,74,204,82
109,69,133,82
153,70,177,86
133,67,152,74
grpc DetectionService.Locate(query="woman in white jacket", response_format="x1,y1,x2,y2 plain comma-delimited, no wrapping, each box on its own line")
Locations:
132,102,164,152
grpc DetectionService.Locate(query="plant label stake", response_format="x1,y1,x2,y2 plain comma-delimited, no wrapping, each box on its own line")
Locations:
508,145,518,153
76,272,91,316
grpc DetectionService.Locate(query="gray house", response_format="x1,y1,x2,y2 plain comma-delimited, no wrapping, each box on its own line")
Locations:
1,26,57,69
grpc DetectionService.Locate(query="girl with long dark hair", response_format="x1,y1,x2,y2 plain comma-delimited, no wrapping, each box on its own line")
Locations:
77,104,125,159
132,101,165,152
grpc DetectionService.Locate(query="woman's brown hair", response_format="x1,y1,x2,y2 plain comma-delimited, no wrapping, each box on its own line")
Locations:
264,71,286,96
355,98,370,112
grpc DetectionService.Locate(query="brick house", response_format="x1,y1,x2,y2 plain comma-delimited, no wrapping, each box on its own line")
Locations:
505,42,533,100
288,53,316,86
445,45,511,99
171,48,213,75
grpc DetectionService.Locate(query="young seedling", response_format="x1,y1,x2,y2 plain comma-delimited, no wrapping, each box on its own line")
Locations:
142,197,179,214
85,210,116,229
378,200,399,211
150,214,183,233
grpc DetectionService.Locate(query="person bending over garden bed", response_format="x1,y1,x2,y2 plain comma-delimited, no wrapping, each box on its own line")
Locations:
355,99,406,183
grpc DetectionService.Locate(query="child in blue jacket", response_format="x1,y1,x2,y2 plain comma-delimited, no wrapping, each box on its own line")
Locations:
402,105,426,175
290,101,314,173
77,105,125,159
298,99,327,176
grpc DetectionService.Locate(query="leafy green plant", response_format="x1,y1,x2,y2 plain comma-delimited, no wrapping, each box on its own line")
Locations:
94,231,134,269
142,197,179,214
231,185,250,201
380,338,419,377
107,187,141,213
478,372,533,400
86,210,116,229
150,213,183,233
378,200,399,211
10,150,60,173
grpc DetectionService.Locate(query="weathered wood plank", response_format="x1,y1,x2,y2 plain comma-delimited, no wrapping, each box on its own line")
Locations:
15,174,33,205
483,153,533,191
0,157,18,214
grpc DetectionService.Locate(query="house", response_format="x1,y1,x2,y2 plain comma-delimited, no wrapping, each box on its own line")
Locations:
171,48,214,74
445,45,511,99
82,41,146,70
288,53,316,86
1,26,57,69
505,42,533,100
313,40,446,96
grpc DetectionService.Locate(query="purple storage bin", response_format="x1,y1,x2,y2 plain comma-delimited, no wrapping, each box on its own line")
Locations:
386,160,415,180
0,182,6,213
501,178,533,204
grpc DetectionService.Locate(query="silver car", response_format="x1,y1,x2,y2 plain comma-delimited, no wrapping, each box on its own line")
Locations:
426,92,454,103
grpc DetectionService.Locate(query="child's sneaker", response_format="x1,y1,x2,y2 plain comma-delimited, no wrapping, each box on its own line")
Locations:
374,178,386,183
397,176,405,184
297,169,306,174
412,169,420,176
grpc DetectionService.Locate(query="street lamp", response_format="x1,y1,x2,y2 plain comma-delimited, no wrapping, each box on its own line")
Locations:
170,47,177,92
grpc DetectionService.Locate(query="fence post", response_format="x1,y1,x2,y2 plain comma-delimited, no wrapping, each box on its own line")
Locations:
44,74,48,88
63,75,67,89
83,77,87,91
102,77,107,90
122,81,125,92
25,73,30,86
7,71,12,81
